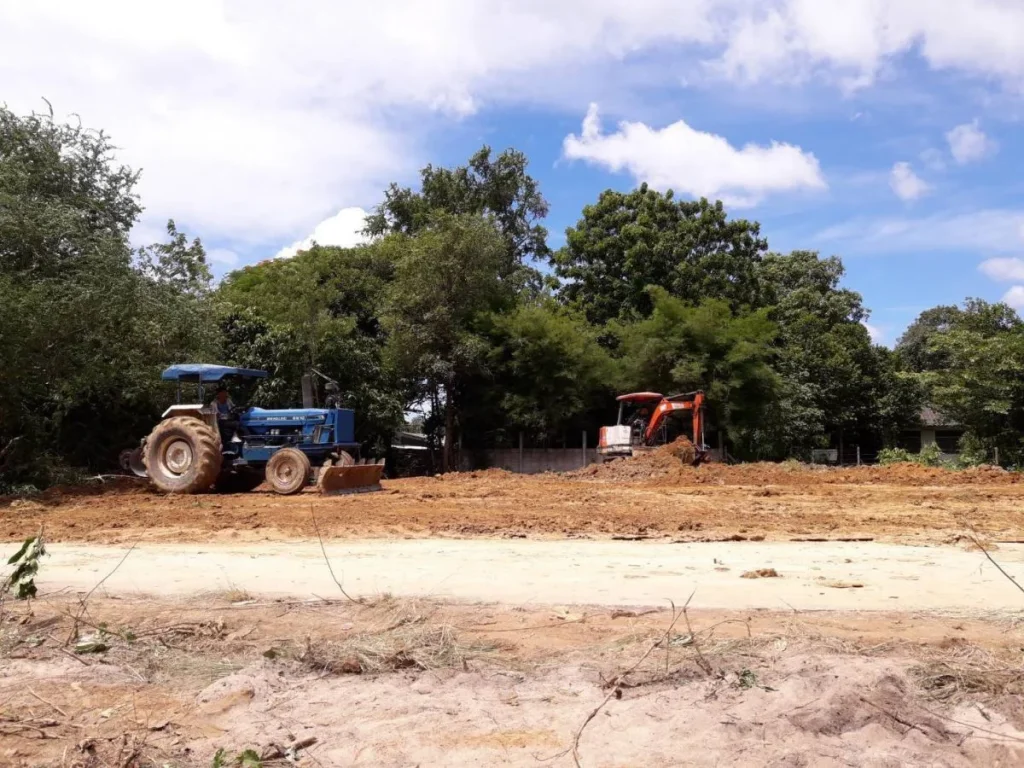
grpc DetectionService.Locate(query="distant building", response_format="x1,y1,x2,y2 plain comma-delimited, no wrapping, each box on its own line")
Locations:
901,407,964,457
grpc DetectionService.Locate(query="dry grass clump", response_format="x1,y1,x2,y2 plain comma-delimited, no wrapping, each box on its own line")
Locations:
299,601,503,675
909,644,1024,701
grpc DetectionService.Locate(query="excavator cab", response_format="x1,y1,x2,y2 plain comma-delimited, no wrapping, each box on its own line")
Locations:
599,390,709,464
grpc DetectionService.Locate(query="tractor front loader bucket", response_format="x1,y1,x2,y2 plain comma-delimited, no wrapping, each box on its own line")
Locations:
317,457,386,495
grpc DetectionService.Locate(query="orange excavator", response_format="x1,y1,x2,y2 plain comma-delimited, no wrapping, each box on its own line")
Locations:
598,390,709,465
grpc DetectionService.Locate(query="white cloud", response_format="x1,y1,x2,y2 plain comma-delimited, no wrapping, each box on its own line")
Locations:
946,120,996,164
1003,286,1024,310
274,207,370,260
889,162,929,201
562,103,825,207
815,209,1024,254
710,0,1024,89
206,248,239,267
3,1,1024,257
862,321,884,344
979,257,1024,282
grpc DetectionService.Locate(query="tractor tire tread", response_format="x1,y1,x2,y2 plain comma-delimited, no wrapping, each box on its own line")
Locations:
144,417,222,494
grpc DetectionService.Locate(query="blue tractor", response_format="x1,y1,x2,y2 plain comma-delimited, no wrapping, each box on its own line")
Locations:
125,364,384,495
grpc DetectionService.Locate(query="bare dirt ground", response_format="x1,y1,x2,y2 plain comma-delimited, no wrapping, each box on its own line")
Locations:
3,459,1024,545
4,594,1024,767
5,454,1024,765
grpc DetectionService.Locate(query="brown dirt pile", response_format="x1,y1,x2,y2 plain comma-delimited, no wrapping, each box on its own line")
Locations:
573,450,1018,487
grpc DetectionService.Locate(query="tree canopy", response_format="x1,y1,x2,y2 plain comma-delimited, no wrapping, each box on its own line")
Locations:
7,105,1010,488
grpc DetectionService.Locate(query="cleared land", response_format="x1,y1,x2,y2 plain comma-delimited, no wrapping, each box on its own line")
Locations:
3,595,1024,767
3,458,1023,545
5,456,1024,766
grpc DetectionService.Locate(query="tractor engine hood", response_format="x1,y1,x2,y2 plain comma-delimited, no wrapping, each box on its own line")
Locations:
241,407,336,424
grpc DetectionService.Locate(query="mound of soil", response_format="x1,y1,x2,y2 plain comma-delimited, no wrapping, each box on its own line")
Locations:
570,447,1019,487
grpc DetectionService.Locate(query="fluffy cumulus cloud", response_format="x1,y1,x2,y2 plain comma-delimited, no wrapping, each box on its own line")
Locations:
946,120,996,164
979,257,1024,282
1003,286,1024,310
274,208,370,259
563,104,825,206
3,1,1024,257
889,162,929,201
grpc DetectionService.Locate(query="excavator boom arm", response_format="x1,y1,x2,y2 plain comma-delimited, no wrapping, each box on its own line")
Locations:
642,392,706,447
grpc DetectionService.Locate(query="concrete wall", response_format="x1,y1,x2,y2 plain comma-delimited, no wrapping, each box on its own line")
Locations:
464,448,600,474
464,446,725,474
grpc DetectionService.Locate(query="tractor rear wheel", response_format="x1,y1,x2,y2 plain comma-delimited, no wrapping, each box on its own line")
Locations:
144,417,222,494
265,448,311,495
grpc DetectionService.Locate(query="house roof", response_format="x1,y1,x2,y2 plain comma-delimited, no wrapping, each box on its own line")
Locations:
920,406,959,428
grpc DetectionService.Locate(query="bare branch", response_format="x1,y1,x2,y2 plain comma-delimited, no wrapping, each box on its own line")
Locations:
310,505,362,605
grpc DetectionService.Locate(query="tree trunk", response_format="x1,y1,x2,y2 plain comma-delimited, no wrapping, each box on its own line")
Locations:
443,385,455,474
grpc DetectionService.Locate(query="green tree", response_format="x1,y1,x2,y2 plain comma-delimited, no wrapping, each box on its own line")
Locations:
217,244,403,453
365,146,549,287
484,301,614,441
917,300,1024,463
614,287,779,457
381,214,509,471
757,252,884,456
0,105,219,486
553,185,767,325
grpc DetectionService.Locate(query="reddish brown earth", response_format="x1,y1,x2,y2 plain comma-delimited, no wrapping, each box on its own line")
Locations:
3,455,1023,544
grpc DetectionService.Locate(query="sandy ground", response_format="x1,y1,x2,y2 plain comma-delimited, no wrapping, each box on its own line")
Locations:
5,460,1024,765
3,461,1024,545
32,539,1024,613
3,596,1024,767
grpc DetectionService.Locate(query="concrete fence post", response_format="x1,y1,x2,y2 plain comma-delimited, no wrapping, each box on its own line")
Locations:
519,432,524,474
582,431,588,468
856,445,861,467
995,446,1000,466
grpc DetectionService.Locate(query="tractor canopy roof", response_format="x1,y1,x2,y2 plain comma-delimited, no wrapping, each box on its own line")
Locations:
161,364,269,383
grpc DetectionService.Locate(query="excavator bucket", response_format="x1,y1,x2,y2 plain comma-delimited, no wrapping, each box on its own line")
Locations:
317,457,386,495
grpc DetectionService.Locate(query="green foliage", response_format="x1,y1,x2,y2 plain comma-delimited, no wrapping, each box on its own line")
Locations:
615,287,779,457
381,213,511,468
877,447,913,465
485,301,614,439
0,105,219,486
2,531,46,600
553,185,767,325
365,146,549,288
212,748,262,768
915,299,1024,465
217,244,403,453
878,444,942,467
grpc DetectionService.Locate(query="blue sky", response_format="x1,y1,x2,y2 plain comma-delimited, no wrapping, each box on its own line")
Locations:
4,1,1024,345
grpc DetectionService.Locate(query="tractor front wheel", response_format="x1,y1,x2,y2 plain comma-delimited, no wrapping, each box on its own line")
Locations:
144,417,222,494
265,448,311,495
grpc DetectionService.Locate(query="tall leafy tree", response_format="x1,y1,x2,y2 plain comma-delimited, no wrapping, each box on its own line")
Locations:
365,146,549,287
217,244,403,453
553,185,767,325
756,251,892,455
483,301,614,441
0,105,219,486
381,214,509,471
615,287,779,457
914,299,1024,462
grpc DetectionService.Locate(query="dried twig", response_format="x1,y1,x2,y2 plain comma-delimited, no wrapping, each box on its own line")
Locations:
28,687,68,718
310,505,361,605
680,589,713,675
66,542,137,644
560,596,689,767
968,534,1024,597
